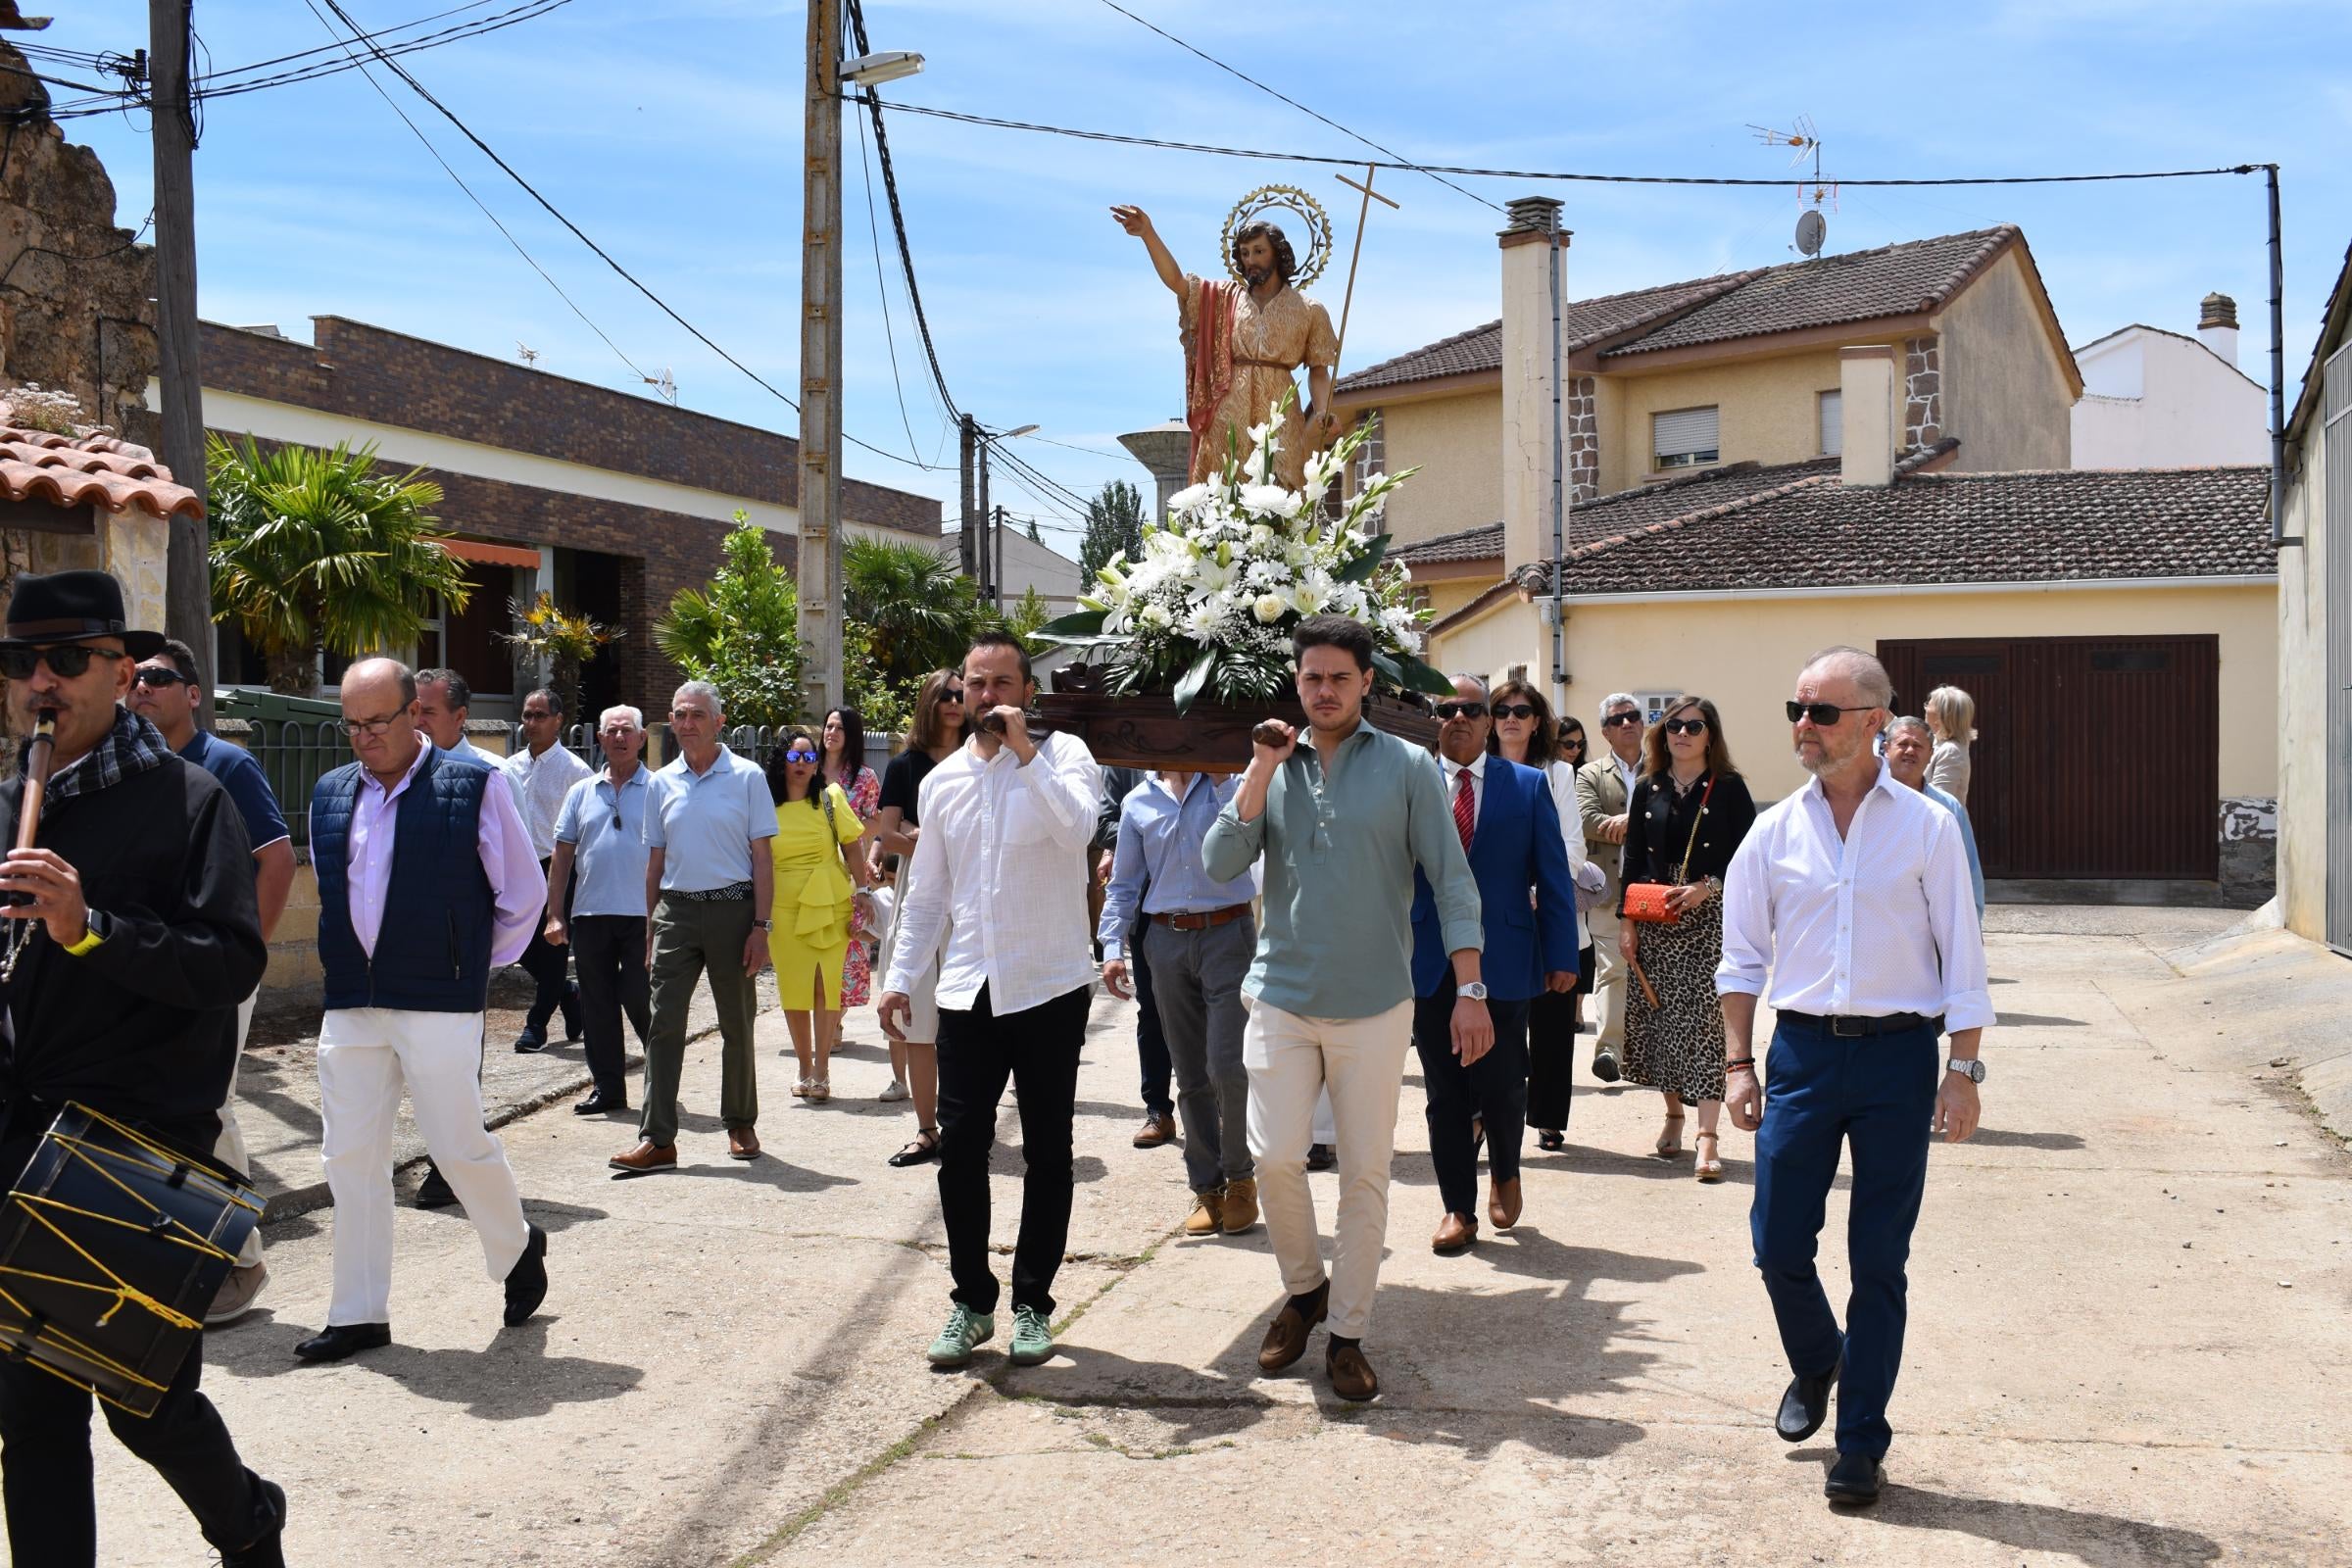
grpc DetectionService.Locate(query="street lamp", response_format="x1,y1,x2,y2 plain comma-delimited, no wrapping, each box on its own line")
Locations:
842,50,923,86
966,422,1040,610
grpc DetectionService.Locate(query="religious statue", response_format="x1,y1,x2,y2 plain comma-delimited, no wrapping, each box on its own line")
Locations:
1112,195,1341,491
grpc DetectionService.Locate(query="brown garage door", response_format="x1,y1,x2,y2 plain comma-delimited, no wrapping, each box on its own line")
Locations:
1879,635,2219,881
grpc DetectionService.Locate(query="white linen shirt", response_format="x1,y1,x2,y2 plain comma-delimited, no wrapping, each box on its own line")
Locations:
1715,761,1993,1032
502,741,592,860
883,730,1103,1015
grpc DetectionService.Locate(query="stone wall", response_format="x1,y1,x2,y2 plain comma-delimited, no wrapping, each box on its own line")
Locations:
2220,795,2278,908
1902,335,1942,453
1567,375,1598,504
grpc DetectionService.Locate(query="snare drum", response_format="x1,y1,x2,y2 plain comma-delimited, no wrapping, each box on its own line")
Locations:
0,1103,263,1416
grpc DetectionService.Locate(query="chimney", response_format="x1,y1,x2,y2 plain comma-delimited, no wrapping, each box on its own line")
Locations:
1838,345,1895,488
1498,195,1567,572
2197,291,2239,368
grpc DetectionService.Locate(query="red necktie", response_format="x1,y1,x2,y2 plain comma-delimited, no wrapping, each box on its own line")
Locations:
1452,765,1475,854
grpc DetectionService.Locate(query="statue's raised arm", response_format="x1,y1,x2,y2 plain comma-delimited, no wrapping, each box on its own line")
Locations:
1111,206,1186,297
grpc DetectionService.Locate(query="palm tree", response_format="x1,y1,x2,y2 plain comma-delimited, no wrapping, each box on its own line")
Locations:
208,435,473,695
844,536,991,688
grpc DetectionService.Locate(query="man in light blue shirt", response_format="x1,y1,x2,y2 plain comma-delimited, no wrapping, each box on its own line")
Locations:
546,706,656,1116
1101,770,1259,1239
1885,717,1984,916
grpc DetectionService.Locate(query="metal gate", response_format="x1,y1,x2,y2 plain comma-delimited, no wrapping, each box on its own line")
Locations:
2325,341,2352,954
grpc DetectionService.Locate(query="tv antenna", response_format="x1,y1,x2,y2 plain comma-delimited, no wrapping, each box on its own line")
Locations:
643,368,677,404
1748,117,1838,257
515,341,540,367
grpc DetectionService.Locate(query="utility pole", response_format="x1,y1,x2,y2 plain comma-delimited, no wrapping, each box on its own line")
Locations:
957,413,977,575
993,504,1004,612
975,433,992,602
149,0,213,720
798,0,846,714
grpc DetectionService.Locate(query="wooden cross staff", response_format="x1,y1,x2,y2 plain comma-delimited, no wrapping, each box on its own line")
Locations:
1330,164,1399,384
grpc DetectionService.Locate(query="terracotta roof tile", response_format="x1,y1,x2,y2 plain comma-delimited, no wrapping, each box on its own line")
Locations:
1339,275,1750,395
0,414,205,521
1396,458,1837,567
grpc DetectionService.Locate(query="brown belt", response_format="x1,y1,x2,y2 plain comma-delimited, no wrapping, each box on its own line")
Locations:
1152,903,1252,932
1231,357,1295,369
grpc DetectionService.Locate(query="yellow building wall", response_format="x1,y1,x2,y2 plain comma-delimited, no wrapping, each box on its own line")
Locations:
1598,349,1856,494
1436,582,2278,805
1375,390,1503,546
2277,429,2329,940
1935,248,2073,471
1418,576,1496,623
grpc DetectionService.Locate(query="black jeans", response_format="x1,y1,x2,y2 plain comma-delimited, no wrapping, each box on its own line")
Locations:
520,857,579,1035
0,1331,273,1564
570,913,650,1099
1131,935,1172,1115
1526,987,1577,1132
935,982,1092,1315
1412,972,1532,1219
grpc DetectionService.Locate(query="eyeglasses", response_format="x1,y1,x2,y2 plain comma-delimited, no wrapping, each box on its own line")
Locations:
1786,701,1879,726
0,645,127,681
1493,703,1539,720
339,708,409,739
1600,710,1643,729
1433,701,1488,720
521,710,557,723
784,748,819,764
132,666,192,689
1663,717,1709,736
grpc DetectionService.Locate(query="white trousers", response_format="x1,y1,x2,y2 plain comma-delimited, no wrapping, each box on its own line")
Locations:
1588,903,1628,1051
214,991,264,1269
1244,997,1414,1342
318,1007,530,1326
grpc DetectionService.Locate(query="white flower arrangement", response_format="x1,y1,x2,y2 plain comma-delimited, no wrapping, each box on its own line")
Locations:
1040,392,1447,710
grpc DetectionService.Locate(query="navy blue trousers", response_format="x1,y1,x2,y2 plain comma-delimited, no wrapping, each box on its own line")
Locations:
1749,1015,1940,1458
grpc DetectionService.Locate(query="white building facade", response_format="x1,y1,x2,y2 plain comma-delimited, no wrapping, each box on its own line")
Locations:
2072,293,2269,469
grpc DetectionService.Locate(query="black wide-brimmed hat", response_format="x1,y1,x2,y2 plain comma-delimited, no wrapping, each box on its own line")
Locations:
0,569,165,660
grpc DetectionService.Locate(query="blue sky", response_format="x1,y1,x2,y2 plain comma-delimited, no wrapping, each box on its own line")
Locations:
45,0,2352,549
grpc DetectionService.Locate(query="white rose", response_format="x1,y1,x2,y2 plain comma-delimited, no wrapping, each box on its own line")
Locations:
1137,603,1174,632
1167,482,1210,514
1252,592,1288,624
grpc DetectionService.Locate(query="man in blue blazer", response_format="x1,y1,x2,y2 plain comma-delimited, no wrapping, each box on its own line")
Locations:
1411,676,1581,1253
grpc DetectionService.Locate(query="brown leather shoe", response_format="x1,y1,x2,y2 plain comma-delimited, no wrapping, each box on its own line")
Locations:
609,1140,677,1174
1182,1190,1225,1237
1488,1175,1523,1231
1132,1112,1176,1149
1432,1211,1478,1253
1326,1341,1379,1401
1219,1176,1258,1233
728,1126,760,1161
1256,1278,1328,1372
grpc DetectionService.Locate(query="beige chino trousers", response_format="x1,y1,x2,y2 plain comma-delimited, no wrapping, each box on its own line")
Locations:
1243,996,1414,1342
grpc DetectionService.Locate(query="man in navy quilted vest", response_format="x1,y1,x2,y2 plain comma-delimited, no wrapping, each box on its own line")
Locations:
296,658,553,1363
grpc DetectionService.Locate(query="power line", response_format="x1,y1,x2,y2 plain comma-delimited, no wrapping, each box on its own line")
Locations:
854,88,925,459
204,0,505,82
297,0,649,387
871,101,2271,189
198,0,575,101
1093,0,1500,215
844,0,961,424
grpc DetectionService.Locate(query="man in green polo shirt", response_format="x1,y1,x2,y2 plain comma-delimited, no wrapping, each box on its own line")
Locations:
1203,614,1488,1402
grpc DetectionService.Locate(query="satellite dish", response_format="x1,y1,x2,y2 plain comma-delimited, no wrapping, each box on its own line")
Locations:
1795,209,1827,258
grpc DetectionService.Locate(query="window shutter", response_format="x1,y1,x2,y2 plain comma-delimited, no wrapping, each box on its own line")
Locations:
1652,406,1719,461
1819,390,1842,457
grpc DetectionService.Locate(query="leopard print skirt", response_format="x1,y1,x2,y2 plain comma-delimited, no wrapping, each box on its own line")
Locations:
1622,893,1727,1104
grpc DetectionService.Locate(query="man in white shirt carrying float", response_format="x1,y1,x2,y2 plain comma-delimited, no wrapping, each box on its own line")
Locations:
1718,645,1990,1507
880,631,1103,1372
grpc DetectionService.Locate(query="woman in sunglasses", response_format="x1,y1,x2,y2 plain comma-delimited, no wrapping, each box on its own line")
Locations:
764,727,875,1103
817,706,883,1039
871,670,970,1165
1617,696,1756,1181
1487,669,1599,1153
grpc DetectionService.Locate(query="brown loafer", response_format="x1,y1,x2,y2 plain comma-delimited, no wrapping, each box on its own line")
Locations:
609,1140,677,1174
728,1126,760,1161
1326,1341,1379,1401
1132,1112,1176,1149
1256,1278,1328,1372
1488,1176,1523,1231
1433,1211,1478,1254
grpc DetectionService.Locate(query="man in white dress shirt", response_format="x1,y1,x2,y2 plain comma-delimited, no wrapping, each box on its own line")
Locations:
1717,646,1989,1506
880,631,1102,1372
503,687,592,1052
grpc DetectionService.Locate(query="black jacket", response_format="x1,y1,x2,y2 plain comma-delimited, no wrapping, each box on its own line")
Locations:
1619,769,1757,906
0,752,266,1175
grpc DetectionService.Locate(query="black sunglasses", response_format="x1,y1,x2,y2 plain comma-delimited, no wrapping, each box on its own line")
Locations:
1786,701,1879,726
0,644,128,681
1433,701,1488,720
1600,710,1643,729
1663,717,1709,736
939,688,966,704
133,666,193,689
1493,703,1540,720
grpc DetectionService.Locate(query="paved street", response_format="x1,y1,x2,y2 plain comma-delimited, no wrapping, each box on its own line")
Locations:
82,906,2352,1567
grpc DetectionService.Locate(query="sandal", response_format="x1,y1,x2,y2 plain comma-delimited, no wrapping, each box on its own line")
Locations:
1536,1129,1566,1153
808,1078,832,1104
1693,1130,1725,1183
888,1129,940,1167
1654,1111,1687,1159
791,1077,811,1098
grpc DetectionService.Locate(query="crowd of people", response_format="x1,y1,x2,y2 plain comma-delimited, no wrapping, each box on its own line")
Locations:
0,564,1994,1564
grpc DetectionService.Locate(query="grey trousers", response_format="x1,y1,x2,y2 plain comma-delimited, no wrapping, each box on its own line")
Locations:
1141,914,1255,1193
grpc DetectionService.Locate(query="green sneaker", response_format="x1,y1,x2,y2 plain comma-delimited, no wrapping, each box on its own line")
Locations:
926,1303,994,1367
1007,1304,1054,1366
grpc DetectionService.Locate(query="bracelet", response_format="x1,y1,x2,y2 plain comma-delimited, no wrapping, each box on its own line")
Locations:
1724,1057,1756,1072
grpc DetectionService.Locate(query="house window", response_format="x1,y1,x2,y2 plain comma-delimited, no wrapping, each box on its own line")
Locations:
1652,406,1719,470
1633,690,1686,724
1818,389,1842,457
1326,409,1383,521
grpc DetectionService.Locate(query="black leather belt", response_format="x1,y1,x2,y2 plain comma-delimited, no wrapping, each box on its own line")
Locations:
1779,1010,1941,1038
665,881,753,904
1152,903,1252,932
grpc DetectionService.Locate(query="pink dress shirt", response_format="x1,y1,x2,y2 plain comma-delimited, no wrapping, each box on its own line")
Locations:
347,744,547,969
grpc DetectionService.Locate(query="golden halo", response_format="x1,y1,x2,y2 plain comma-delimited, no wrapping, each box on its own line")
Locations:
1221,184,1333,289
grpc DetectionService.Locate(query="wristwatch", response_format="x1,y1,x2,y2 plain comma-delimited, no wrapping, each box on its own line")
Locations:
64,909,110,957
751,918,772,932
1457,980,1489,1002
1946,1056,1986,1084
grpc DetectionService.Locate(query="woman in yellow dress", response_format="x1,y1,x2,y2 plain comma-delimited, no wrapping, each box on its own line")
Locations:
764,727,872,1102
